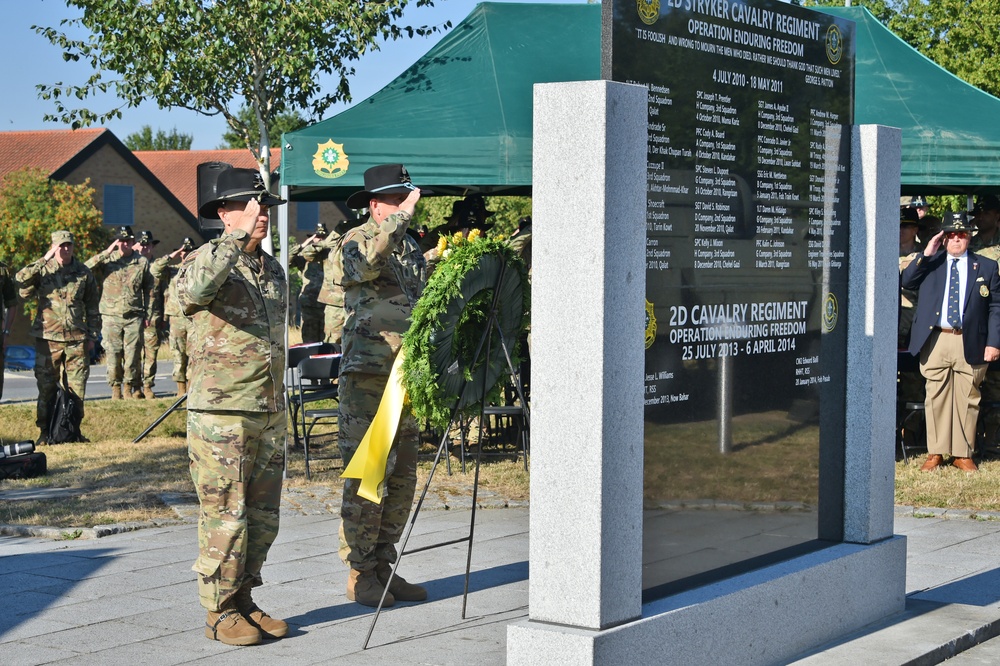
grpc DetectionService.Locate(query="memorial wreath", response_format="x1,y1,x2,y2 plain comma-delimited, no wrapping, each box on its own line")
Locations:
401,231,530,430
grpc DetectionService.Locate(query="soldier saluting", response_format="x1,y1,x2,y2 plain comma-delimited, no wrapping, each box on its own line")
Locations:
175,168,288,646
16,230,100,444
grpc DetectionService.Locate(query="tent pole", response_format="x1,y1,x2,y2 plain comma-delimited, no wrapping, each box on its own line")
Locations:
280,184,291,480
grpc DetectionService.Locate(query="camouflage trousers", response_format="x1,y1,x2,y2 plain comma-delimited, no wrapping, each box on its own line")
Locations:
34,338,89,429
188,409,285,612
300,303,325,345
168,315,190,383
139,322,162,389
338,372,419,572
323,304,346,346
102,314,143,388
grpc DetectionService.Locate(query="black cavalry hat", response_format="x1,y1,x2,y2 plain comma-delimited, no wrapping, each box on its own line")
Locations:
199,168,286,219
942,211,975,232
115,226,135,240
138,230,160,245
345,164,431,209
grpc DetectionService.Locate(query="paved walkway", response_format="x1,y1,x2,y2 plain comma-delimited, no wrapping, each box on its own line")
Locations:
5,499,1000,665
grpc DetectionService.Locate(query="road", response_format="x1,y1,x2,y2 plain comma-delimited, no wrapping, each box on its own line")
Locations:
1,360,179,405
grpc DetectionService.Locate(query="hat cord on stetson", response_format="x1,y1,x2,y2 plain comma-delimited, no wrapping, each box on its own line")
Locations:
221,189,273,198
370,182,415,193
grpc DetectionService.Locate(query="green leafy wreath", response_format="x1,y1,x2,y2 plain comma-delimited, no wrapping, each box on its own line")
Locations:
402,237,530,430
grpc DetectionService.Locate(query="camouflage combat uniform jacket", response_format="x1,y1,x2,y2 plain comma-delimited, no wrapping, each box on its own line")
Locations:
85,250,153,319
175,229,287,412
291,241,327,306
16,257,100,342
337,212,425,376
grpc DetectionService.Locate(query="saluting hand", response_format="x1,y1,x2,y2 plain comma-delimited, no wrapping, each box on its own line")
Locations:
924,231,945,256
400,188,421,217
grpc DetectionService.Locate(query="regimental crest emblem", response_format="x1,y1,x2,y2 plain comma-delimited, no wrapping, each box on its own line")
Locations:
981,285,990,298
637,0,659,26
645,299,657,349
312,140,349,179
822,292,839,333
826,24,844,65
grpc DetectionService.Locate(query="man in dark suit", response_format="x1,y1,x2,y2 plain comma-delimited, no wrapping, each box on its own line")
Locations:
902,212,1000,472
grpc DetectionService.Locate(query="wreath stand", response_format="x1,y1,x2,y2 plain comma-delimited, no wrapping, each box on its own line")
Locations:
362,257,529,649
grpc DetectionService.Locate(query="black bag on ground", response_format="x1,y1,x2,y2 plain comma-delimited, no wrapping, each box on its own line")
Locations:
48,385,84,444
0,452,47,480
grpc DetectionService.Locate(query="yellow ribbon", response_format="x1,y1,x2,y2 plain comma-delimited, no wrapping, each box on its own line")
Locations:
340,349,407,503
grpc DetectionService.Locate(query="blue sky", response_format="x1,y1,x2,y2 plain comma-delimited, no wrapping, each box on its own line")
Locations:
6,0,590,149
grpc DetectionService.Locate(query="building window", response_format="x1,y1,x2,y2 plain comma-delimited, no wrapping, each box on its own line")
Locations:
296,201,320,231
103,185,134,227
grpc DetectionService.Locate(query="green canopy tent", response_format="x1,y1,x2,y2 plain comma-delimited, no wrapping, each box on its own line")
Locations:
280,3,1000,198
817,5,1000,195
279,2,601,201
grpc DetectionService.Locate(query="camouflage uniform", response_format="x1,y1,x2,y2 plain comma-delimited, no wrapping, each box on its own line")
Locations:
290,242,326,344
139,255,172,392
162,263,190,385
175,228,287,612
15,256,100,429
304,232,348,346
336,212,425,572
0,260,16,399
86,249,153,390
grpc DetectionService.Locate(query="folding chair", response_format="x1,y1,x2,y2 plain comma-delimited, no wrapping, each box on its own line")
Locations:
294,354,342,479
287,342,338,452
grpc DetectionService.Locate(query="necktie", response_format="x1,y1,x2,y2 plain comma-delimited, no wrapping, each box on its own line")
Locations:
947,258,962,328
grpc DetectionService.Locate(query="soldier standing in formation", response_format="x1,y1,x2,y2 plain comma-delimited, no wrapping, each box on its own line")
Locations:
289,222,328,344
163,238,194,396
135,231,166,399
16,231,100,444
86,226,153,400
175,168,289,646
0,258,16,400
335,164,429,607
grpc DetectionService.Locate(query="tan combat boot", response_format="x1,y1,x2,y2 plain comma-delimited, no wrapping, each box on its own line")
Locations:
204,604,260,646
142,386,155,400
123,385,134,399
176,381,187,396
132,385,144,399
234,585,288,639
112,385,123,400
347,568,395,608
376,561,428,602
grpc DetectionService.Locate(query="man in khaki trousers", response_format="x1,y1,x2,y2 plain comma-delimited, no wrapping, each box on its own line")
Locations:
902,212,1000,473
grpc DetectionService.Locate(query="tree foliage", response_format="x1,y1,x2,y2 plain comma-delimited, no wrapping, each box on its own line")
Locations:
124,125,194,151
806,1,1000,98
0,168,109,314
35,0,448,189
220,106,308,149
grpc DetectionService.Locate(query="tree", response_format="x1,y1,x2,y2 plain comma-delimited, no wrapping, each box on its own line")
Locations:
220,106,308,149
35,0,448,196
806,1,1000,98
124,126,194,151
0,168,108,315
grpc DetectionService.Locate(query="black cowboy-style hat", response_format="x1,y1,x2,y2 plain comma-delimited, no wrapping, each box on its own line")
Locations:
314,222,329,237
942,211,975,233
973,195,1000,215
443,194,495,231
180,237,195,251
899,207,920,226
115,226,135,241
345,164,431,210
198,167,286,219
138,230,160,245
